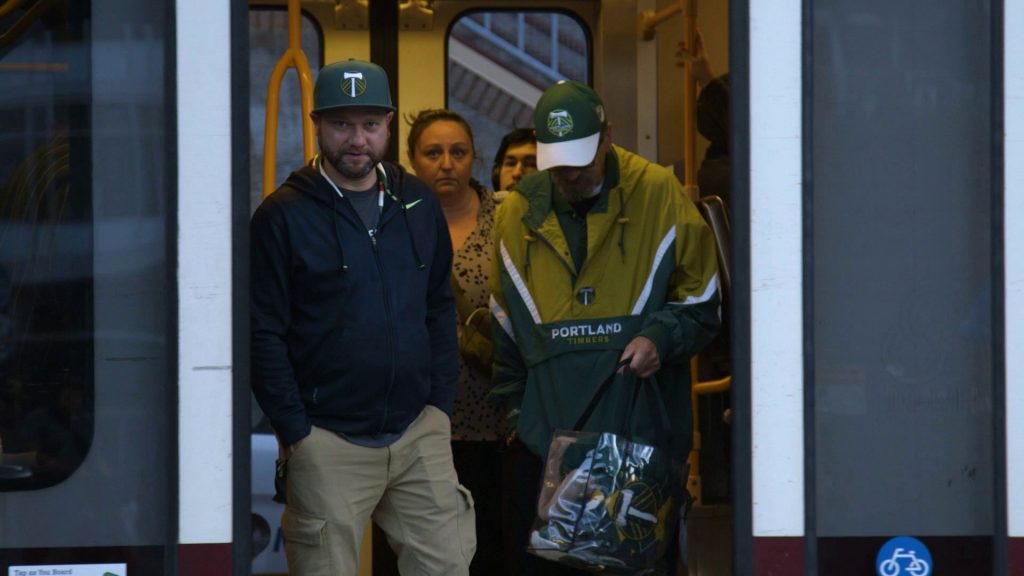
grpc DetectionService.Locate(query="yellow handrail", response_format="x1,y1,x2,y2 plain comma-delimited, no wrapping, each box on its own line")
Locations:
0,0,51,52
681,0,697,199
638,2,681,41
640,1,698,202
693,375,731,397
686,358,731,506
0,0,27,19
262,0,316,198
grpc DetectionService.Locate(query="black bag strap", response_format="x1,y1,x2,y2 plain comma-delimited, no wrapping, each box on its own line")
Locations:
573,361,673,446
449,273,475,322
624,376,672,447
572,359,629,431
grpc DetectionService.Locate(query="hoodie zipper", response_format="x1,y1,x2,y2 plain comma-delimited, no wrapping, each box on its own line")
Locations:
319,160,400,435
369,226,398,435
370,170,399,436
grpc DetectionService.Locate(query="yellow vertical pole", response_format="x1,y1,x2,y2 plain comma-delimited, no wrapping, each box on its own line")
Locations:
682,0,698,202
682,7,702,574
288,0,315,163
360,527,373,576
262,0,316,198
262,1,372,573
0,0,28,18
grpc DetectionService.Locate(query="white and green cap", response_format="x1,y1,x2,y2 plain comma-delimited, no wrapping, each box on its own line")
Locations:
533,80,606,170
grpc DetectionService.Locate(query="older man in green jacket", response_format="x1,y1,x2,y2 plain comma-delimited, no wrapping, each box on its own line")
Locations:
490,80,721,575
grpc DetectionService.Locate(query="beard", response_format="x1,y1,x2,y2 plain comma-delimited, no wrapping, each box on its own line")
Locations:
559,182,595,203
322,145,383,182
551,153,604,204
554,172,601,203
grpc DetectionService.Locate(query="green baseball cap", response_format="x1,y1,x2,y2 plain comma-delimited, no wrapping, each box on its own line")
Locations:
313,59,395,113
533,80,606,170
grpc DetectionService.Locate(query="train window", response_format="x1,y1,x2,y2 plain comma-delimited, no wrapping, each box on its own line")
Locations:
249,7,322,212
0,4,95,492
446,10,590,188
0,0,172,558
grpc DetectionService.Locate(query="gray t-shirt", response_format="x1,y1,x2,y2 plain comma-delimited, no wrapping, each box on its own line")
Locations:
342,183,380,233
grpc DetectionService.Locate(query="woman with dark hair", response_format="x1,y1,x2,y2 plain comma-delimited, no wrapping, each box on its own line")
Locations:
405,109,508,576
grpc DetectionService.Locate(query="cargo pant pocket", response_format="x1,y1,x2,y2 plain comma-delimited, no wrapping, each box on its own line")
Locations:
455,483,478,565
281,507,331,575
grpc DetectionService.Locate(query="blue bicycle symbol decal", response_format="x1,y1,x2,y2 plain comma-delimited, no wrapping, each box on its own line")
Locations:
879,547,930,576
876,536,932,576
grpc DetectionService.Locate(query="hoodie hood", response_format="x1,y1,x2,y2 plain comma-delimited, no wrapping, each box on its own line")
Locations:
281,159,425,272
286,157,407,207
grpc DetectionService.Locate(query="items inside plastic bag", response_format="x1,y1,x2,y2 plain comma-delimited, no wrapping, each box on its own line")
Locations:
528,431,682,574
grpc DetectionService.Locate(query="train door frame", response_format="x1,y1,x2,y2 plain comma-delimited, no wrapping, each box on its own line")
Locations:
728,3,752,573
178,0,253,573
1008,5,1024,572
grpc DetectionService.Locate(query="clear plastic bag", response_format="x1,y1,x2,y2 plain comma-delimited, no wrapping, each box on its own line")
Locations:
527,427,683,574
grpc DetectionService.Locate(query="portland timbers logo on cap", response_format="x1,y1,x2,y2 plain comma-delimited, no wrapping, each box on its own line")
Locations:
547,109,574,138
341,71,366,98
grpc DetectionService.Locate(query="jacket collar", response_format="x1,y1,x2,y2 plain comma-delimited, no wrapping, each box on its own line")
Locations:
523,146,621,229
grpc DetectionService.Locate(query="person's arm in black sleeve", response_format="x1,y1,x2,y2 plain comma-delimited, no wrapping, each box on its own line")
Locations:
250,203,310,449
425,201,459,416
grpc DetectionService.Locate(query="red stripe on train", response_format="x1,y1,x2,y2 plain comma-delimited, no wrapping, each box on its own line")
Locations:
753,536,805,576
179,543,232,576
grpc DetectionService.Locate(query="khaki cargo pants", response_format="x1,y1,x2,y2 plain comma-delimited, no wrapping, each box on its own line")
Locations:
281,405,476,575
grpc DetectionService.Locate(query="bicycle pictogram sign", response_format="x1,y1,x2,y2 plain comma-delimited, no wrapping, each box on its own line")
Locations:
876,536,932,576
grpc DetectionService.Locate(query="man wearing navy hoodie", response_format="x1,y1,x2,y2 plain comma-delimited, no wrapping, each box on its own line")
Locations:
251,59,474,575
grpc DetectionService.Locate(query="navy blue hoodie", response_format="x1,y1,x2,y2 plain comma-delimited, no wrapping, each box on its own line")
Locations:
250,160,458,448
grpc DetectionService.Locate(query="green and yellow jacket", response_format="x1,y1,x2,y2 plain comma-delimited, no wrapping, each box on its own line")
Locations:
489,145,721,458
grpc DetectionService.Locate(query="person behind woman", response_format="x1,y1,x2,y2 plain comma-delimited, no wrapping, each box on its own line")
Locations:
406,108,507,576
492,127,538,192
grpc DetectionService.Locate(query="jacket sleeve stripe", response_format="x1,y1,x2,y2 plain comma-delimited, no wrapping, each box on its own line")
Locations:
500,239,543,324
489,294,516,342
680,273,720,305
630,225,677,315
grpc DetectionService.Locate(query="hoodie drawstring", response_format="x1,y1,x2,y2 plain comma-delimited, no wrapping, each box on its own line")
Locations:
322,162,425,273
615,188,629,262
523,233,536,280
332,194,349,272
391,168,426,271
402,205,426,270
